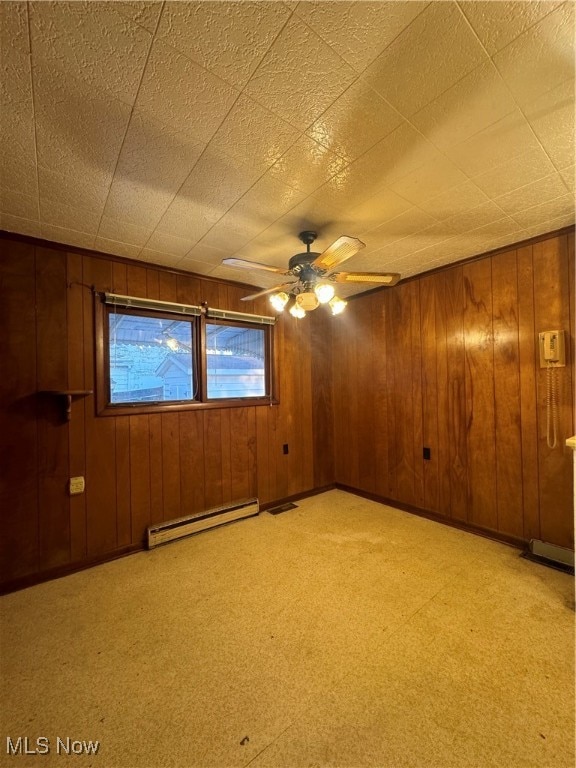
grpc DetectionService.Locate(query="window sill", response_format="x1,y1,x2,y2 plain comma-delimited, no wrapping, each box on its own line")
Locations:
97,397,279,417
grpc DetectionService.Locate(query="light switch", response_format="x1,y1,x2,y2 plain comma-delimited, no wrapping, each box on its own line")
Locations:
69,476,85,495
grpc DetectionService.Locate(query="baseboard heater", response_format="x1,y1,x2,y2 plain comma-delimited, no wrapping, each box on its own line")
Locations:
147,498,259,549
523,538,575,573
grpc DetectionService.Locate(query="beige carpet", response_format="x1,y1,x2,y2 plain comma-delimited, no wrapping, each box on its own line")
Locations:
1,489,574,768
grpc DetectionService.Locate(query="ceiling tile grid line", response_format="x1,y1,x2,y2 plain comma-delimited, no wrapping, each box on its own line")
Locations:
0,1,573,294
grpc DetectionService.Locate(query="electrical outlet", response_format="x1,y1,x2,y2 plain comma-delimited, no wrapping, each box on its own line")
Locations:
69,476,85,495
283,444,289,455
423,447,431,460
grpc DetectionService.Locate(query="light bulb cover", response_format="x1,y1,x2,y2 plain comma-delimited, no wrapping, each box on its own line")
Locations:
329,296,347,315
314,283,335,304
269,291,289,312
295,292,319,311
289,304,306,319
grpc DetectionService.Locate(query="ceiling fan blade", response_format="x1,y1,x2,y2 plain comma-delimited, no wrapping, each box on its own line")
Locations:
222,257,289,275
241,282,297,301
332,272,401,286
311,235,365,270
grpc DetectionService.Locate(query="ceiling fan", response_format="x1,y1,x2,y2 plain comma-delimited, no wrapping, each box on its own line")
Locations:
221,231,401,318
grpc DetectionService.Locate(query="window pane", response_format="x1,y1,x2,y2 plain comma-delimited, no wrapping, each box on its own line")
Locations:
206,323,266,399
109,312,194,403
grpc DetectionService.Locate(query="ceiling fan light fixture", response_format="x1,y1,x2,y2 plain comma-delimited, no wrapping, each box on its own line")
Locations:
329,296,347,316
289,303,306,319
269,291,290,312
295,292,319,311
314,283,335,304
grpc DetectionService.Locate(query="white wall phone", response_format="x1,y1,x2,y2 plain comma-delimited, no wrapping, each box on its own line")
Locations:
538,330,566,450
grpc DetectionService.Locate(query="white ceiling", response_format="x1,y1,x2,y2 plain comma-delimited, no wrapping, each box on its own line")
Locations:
1,1,574,297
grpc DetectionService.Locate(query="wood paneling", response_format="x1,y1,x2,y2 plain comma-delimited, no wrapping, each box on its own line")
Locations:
0,234,326,589
1,227,573,590
333,230,574,549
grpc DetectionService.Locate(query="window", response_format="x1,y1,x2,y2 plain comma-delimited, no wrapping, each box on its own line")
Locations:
108,311,195,404
205,322,267,400
96,293,275,415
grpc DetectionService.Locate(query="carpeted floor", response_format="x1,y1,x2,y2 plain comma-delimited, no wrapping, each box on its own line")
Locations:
1,489,574,767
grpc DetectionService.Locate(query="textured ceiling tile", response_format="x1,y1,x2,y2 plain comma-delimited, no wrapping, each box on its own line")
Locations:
493,172,570,215
41,223,95,249
492,3,574,108
144,231,198,258
209,94,300,176
97,216,153,247
199,216,268,253
267,135,348,194
0,213,42,238
182,243,231,266
410,62,517,150
0,156,38,199
441,201,510,236
112,2,163,33
225,176,308,233
357,122,445,188
29,1,152,105
1,43,37,165
363,2,488,117
459,1,564,55
472,147,556,199
243,15,357,131
33,62,132,178
523,78,575,170
443,109,541,177
0,188,39,220
365,207,438,247
388,156,468,207
138,249,181,266
154,196,220,242
0,1,29,54
416,180,490,221
114,109,205,190
174,256,223,276
560,165,574,193
136,40,239,143
38,165,112,212
295,1,429,74
522,211,576,238
102,176,175,229
94,236,142,260
157,2,291,88
341,187,413,235
40,198,102,234
511,193,575,229
306,78,403,163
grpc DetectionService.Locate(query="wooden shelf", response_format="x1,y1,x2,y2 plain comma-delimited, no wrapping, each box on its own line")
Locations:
41,390,93,421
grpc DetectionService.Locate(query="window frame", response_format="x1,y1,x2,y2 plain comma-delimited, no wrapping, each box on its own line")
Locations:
95,295,278,416
201,317,273,404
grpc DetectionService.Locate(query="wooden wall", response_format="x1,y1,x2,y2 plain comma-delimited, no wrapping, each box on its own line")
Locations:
0,236,333,589
332,230,575,549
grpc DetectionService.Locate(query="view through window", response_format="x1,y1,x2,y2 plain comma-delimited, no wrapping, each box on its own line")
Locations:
205,323,266,399
108,312,194,404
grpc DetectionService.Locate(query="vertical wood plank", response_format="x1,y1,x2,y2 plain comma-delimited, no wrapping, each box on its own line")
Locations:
492,250,524,538
410,281,424,508
372,297,389,498
129,415,151,545
36,247,70,569
533,235,573,548
444,268,467,521
310,309,334,488
516,245,540,540
204,410,223,508
463,259,497,531
0,242,39,581
83,256,117,556
179,410,205,515
420,275,440,512
161,412,181,521
67,252,88,562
